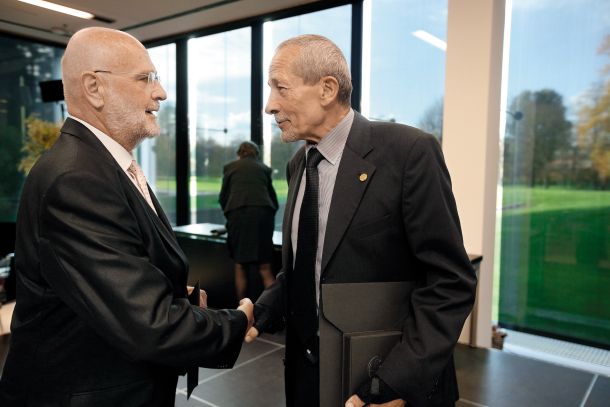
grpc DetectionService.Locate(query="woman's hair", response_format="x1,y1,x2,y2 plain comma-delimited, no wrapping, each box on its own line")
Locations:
237,141,260,159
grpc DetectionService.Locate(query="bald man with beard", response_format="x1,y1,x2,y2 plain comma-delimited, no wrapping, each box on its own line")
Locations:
0,27,253,406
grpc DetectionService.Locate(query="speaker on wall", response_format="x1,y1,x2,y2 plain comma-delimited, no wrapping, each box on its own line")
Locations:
39,79,64,102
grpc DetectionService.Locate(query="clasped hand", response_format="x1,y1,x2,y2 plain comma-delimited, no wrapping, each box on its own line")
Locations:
237,298,255,332
186,285,207,308
345,395,405,407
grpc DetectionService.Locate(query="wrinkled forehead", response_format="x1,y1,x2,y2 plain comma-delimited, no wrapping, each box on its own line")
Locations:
269,46,300,80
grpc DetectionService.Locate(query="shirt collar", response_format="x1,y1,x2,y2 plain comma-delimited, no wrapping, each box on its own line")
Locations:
307,108,354,166
70,116,134,171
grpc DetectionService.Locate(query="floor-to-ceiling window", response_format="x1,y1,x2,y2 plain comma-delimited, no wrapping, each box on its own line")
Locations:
362,0,447,142
188,28,252,224
498,0,610,347
0,35,63,222
262,4,352,228
138,43,177,224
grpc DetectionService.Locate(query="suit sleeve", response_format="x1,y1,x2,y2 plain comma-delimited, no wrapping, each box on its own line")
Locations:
219,165,229,211
253,272,286,333
39,170,247,369
267,167,279,211
376,134,477,405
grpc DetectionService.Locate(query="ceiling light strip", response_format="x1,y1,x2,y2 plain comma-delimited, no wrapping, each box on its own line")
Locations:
18,0,95,20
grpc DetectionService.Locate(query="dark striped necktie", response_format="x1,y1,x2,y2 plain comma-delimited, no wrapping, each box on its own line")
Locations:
290,147,325,349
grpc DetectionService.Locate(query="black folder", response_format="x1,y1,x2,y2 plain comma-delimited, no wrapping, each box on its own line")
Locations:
319,281,415,407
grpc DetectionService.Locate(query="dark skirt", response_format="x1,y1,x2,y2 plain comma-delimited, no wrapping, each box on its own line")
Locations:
226,206,275,264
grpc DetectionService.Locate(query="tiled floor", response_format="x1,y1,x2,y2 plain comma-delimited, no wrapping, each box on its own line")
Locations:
1,328,609,406
454,342,608,407
175,333,286,407
170,331,610,407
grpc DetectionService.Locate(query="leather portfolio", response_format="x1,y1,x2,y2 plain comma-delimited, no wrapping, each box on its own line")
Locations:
319,281,415,407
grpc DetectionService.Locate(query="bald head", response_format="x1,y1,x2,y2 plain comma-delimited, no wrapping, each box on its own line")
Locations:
61,27,166,151
62,28,146,110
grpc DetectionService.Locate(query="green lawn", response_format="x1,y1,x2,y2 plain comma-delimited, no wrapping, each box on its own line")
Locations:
498,186,610,346
155,176,290,209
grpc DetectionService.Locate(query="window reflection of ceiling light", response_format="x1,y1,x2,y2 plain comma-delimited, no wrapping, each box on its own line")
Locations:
412,30,447,51
50,24,73,36
18,0,95,20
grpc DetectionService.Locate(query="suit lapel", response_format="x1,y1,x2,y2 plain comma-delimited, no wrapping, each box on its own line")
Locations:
148,187,186,261
321,113,376,273
120,169,187,265
62,118,186,264
148,186,172,231
282,148,306,270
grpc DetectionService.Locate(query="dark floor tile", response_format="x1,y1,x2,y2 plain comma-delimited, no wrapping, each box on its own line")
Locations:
455,345,594,407
457,399,488,407
180,347,285,406
584,374,610,407
176,334,284,392
173,393,192,407
260,331,286,346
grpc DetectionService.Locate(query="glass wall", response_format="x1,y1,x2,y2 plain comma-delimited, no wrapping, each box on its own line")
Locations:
498,0,610,346
263,4,352,228
0,35,63,222
137,43,177,224
362,0,447,141
188,27,252,224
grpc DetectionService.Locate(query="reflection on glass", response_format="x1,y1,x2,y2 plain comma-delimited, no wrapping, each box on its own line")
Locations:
363,0,447,141
498,0,610,347
263,5,351,229
0,35,63,222
137,43,177,224
188,28,251,224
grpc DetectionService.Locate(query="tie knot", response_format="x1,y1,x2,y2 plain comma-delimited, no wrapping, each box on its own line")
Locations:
128,159,139,173
305,148,324,169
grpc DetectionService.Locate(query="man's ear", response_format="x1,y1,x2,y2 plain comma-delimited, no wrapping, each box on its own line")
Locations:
320,76,340,107
81,71,105,109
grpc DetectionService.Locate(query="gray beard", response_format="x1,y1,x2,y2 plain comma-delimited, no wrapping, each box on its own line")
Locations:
105,108,159,149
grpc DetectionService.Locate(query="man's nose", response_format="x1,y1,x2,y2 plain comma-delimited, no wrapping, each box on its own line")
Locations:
265,93,278,115
153,83,167,101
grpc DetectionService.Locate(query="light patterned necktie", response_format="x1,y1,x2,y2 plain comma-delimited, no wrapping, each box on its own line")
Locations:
128,160,157,214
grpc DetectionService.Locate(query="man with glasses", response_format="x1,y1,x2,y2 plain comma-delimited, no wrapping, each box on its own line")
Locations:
0,27,253,406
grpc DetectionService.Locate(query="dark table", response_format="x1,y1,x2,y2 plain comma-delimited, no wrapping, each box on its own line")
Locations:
174,223,482,310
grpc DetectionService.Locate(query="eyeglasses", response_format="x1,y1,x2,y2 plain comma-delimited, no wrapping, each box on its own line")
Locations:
94,70,161,86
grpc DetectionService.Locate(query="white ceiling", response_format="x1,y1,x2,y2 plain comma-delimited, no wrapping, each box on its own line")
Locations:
0,0,321,44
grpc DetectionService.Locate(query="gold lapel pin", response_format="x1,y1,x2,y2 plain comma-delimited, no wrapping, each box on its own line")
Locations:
359,173,368,182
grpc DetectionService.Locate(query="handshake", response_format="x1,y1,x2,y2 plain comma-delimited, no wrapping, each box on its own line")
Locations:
236,297,257,341
187,285,257,342
237,298,266,344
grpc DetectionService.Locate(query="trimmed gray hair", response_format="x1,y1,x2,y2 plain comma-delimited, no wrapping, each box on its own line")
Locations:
277,34,352,106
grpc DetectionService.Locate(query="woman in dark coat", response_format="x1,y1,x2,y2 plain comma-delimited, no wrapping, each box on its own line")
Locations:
219,141,279,301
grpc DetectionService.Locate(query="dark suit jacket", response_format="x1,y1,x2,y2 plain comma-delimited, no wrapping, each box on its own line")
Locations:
255,112,477,407
0,118,247,407
219,157,278,214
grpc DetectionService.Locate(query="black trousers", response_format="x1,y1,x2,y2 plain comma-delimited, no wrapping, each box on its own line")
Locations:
284,331,319,407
